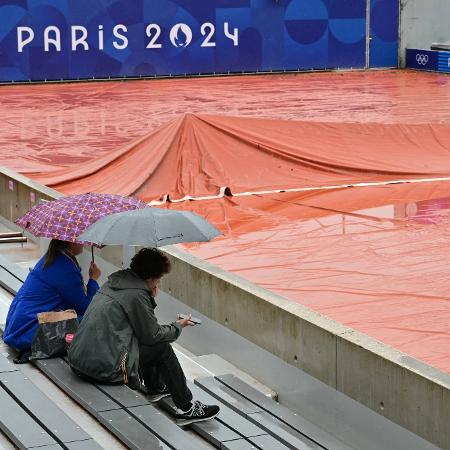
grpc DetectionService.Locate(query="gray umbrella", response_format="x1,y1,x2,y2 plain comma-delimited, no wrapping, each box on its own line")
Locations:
77,208,221,247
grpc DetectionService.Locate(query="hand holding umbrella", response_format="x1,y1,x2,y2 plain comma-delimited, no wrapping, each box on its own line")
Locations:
89,261,102,280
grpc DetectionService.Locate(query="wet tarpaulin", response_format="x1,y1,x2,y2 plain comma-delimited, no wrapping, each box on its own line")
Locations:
25,114,450,202
2,70,450,174
2,70,450,374
22,113,450,374
172,181,450,373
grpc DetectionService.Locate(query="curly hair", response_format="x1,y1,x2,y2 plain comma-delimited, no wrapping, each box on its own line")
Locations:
130,247,171,280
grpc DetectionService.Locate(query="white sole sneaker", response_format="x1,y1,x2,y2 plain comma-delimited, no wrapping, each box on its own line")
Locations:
148,392,171,403
176,410,220,426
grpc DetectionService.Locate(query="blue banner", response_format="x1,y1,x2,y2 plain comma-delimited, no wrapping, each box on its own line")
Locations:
406,49,450,73
0,0,397,82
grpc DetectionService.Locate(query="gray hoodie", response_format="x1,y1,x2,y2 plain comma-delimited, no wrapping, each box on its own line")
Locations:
68,269,181,386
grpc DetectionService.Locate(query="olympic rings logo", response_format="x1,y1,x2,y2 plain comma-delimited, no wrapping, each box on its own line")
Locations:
416,54,429,65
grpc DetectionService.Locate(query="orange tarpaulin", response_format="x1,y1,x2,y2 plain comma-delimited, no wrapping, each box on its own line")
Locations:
26,114,450,202
2,70,450,174
167,181,450,236
174,181,450,373
23,112,450,373
2,70,450,374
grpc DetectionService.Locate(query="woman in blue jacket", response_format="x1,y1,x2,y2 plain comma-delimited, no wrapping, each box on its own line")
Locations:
3,239,101,361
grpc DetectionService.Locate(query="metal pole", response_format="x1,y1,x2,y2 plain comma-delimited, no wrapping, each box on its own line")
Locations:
366,0,371,69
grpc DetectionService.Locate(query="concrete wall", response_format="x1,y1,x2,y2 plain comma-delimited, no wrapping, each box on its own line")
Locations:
399,0,450,65
1,166,449,448
0,166,62,223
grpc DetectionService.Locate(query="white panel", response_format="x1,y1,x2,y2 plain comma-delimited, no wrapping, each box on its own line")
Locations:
400,0,450,65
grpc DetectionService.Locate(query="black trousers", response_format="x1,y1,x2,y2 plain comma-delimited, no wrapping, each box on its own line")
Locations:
139,342,193,410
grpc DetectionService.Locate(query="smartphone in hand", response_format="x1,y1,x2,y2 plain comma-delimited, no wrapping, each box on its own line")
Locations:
177,313,202,325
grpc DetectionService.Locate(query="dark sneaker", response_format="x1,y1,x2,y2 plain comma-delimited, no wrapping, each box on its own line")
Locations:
175,400,220,426
147,385,171,402
13,350,31,364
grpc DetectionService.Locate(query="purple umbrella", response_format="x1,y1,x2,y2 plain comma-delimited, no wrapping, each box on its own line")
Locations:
15,193,148,244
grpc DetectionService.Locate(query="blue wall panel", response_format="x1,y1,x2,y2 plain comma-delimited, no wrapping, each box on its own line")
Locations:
369,0,399,67
0,0,399,82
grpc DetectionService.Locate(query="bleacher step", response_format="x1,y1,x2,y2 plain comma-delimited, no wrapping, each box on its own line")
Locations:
160,381,291,450
0,232,23,239
216,374,353,450
0,353,103,450
34,357,209,450
173,347,277,400
0,374,59,449
0,237,27,244
195,376,322,450
194,354,277,400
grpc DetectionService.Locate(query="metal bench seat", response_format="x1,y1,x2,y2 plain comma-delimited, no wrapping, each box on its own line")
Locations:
35,357,204,450
0,266,23,296
160,380,300,450
0,254,29,284
0,353,102,450
196,375,354,450
0,254,28,298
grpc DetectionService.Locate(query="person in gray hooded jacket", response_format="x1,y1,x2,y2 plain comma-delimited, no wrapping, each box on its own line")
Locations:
68,247,219,426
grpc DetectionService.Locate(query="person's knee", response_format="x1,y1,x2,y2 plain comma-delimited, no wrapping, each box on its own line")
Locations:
150,341,174,359
140,342,177,364
158,342,174,357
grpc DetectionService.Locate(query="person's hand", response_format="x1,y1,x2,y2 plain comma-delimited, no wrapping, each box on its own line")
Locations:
147,278,160,298
177,314,195,328
150,284,159,298
89,262,101,281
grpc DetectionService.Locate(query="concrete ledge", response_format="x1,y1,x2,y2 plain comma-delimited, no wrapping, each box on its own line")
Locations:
337,331,450,449
0,165,62,223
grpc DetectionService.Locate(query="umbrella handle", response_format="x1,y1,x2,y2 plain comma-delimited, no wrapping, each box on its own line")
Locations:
91,246,94,264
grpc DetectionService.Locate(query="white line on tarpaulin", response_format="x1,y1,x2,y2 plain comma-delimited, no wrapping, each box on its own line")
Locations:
147,176,450,206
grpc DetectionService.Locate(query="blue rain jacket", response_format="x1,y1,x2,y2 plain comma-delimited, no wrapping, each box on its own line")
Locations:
3,251,99,350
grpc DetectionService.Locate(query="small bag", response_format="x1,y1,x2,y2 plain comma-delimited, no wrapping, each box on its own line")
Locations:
30,309,79,360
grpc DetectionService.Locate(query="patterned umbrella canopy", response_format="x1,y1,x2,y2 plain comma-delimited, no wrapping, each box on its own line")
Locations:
15,193,148,243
